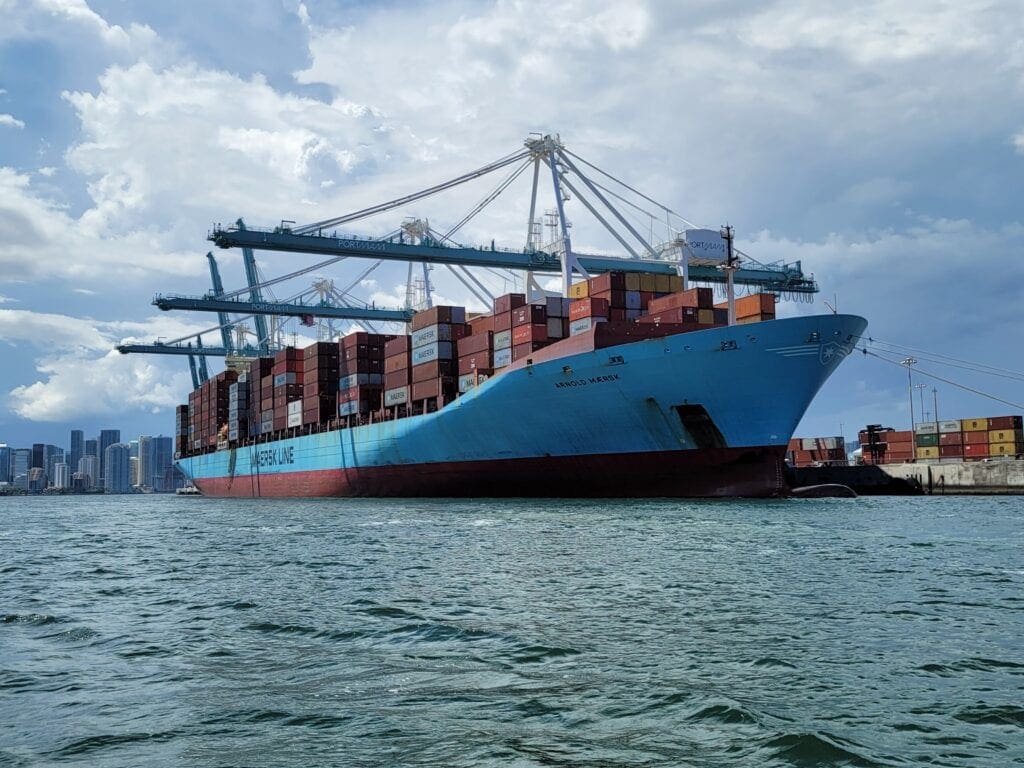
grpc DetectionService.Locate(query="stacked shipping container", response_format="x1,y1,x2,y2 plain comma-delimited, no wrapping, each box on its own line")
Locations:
860,416,1024,464
786,436,847,466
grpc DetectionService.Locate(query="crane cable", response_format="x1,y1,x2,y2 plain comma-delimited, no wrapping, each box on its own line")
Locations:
860,347,1024,411
865,338,1024,380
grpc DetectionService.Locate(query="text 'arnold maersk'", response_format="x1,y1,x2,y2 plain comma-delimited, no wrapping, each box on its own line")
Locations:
555,374,621,389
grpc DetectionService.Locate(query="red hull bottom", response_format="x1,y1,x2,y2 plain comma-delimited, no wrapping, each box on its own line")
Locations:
193,446,788,498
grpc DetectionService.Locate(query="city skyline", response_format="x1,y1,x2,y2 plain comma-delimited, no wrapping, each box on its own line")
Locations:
0,426,181,493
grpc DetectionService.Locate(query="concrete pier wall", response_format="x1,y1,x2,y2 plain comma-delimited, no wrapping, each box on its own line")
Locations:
878,459,1024,494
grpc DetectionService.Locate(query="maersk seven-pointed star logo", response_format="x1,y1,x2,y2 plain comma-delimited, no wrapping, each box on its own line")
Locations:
819,341,845,365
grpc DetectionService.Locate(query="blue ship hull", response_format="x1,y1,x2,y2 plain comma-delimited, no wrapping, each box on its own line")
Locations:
177,314,867,497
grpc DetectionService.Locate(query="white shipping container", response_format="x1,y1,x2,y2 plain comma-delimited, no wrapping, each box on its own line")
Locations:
546,318,566,340
493,330,512,350
287,400,303,415
411,323,457,348
801,438,817,450
339,372,371,389
458,373,490,393
384,386,409,406
286,412,302,428
493,347,512,368
915,422,938,434
569,317,606,336
411,342,453,365
338,400,362,417
939,419,961,433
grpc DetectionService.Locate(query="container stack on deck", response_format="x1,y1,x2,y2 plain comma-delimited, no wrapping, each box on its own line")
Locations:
272,348,303,431
410,307,465,410
861,416,1024,464
338,333,388,421
175,270,784,458
383,335,413,414
247,357,273,437
303,342,341,425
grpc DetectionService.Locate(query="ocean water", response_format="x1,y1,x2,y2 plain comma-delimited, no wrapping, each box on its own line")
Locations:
1,495,1022,767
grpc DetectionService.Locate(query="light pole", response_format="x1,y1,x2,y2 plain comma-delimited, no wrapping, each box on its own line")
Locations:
901,357,917,432
932,387,939,425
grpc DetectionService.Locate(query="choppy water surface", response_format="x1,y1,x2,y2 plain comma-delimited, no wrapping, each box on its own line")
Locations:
2,495,1022,767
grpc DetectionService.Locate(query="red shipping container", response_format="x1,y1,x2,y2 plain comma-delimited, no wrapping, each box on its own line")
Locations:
493,293,526,315
339,358,383,375
511,304,547,327
964,443,990,458
939,445,963,457
411,376,456,400
273,347,301,364
303,341,339,359
384,369,410,390
384,336,411,357
647,287,713,314
715,293,775,318
384,352,412,374
410,306,462,332
987,415,1023,430
469,314,495,334
512,341,545,361
338,384,382,403
588,272,626,293
342,344,383,362
493,311,512,331
888,441,914,453
637,307,700,325
412,360,456,383
303,380,338,398
457,331,493,356
963,430,989,445
459,352,493,375
608,308,627,321
639,291,656,309
591,289,626,308
939,432,963,446
569,297,610,321
512,323,548,345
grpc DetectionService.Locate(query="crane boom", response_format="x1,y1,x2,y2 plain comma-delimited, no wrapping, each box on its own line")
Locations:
209,226,816,293
153,294,413,322
205,252,234,351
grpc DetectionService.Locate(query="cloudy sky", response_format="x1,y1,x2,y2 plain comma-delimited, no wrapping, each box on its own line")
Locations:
1,0,1022,451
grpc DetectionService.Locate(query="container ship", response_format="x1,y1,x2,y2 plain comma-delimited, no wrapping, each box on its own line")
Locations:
174,274,866,497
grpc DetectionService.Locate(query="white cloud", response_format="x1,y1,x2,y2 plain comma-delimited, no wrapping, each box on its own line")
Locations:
9,349,191,422
14,0,158,53
1015,131,1024,153
0,113,25,129
1,308,213,421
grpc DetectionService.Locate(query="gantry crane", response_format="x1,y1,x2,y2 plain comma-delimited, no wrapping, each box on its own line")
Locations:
118,133,818,366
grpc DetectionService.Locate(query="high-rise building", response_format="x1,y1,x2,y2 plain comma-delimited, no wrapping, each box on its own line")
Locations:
12,449,30,485
129,456,139,486
85,438,98,458
138,435,154,489
69,430,84,477
152,436,174,492
78,455,100,489
53,462,70,489
31,443,45,470
103,443,131,494
44,446,63,487
98,429,120,484
0,444,11,484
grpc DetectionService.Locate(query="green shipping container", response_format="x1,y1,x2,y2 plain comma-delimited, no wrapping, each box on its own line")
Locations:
915,432,939,447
